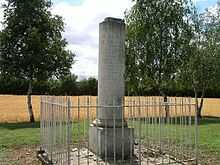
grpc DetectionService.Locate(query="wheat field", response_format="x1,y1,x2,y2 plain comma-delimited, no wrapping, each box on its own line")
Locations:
0,95,219,123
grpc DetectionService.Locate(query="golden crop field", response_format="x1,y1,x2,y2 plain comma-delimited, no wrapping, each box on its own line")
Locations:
0,95,219,123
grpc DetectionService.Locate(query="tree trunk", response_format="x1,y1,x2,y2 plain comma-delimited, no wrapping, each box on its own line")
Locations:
27,81,35,123
197,89,205,119
196,99,203,119
164,96,169,123
194,87,205,121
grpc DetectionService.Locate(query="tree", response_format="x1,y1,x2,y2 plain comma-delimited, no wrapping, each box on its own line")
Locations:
0,0,74,122
125,0,194,97
60,74,78,95
87,77,98,96
125,0,194,122
78,77,98,96
179,2,220,119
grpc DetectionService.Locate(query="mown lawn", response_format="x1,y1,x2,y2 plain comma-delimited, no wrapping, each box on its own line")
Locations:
0,117,220,164
199,117,220,153
0,122,40,152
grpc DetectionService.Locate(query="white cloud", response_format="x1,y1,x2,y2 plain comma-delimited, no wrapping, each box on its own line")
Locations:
0,0,5,30
51,0,133,79
0,0,132,79
192,0,210,5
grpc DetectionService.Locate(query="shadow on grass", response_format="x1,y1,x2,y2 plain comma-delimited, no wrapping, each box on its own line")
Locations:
0,116,219,130
0,121,40,130
134,116,220,125
199,116,220,125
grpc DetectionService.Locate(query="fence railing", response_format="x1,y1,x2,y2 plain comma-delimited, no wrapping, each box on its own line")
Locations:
38,96,198,165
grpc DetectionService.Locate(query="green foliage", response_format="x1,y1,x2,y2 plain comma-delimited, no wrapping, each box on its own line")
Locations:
179,3,220,97
59,74,78,95
0,75,98,96
125,0,194,96
78,77,98,96
0,0,74,81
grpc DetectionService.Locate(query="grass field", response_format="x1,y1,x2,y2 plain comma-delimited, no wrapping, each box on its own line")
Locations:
0,95,220,123
0,117,220,164
0,95,219,164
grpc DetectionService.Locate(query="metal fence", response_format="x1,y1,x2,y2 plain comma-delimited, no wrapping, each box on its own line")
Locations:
38,96,72,165
38,96,198,165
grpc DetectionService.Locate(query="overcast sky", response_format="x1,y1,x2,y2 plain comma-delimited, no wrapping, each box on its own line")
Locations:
0,0,218,80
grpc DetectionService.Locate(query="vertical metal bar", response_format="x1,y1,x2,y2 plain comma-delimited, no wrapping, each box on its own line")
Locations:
77,96,80,165
150,97,153,154
67,97,71,165
158,97,161,155
104,104,107,164
51,96,54,162
113,98,116,165
60,97,65,164
174,97,177,161
181,97,184,161
54,97,57,163
40,96,43,150
96,96,99,165
152,96,156,162
64,96,67,164
166,98,172,164
87,96,90,165
53,97,56,165
129,97,133,165
146,96,149,165
189,97,192,161
184,97,187,160
195,97,199,165
122,97,125,162
84,97,86,138
138,96,141,165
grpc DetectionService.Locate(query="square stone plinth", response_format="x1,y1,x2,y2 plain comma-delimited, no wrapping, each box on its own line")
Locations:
89,124,134,160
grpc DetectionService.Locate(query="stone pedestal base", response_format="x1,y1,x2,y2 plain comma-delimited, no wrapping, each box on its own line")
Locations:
89,124,134,160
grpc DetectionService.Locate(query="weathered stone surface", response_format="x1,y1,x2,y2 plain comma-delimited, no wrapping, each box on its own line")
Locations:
97,17,125,126
89,17,133,160
89,124,133,160
70,146,185,165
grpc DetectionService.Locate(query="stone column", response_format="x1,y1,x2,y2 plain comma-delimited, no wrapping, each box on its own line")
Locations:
89,17,133,160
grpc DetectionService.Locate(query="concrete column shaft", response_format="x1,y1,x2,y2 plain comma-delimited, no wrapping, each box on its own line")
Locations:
97,17,125,127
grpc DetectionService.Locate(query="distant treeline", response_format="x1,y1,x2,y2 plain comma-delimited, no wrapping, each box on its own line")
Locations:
0,75,220,98
0,75,97,96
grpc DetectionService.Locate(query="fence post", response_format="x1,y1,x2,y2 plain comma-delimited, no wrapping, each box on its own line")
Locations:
195,97,199,165
67,97,71,165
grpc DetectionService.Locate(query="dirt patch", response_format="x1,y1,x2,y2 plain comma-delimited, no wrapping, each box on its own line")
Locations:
0,145,219,165
0,145,41,165
198,150,220,165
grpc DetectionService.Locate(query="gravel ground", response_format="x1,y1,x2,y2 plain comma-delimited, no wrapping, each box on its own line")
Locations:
0,146,40,165
0,146,219,165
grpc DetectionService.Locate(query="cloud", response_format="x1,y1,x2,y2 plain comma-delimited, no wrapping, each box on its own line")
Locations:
0,0,5,30
51,0,133,79
0,0,132,79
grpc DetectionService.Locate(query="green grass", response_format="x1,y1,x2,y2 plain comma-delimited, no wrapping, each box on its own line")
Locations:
0,122,40,152
0,117,219,160
199,117,220,153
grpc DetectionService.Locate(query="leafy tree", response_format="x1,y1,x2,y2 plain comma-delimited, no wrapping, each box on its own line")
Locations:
125,0,194,97
0,0,74,122
60,74,78,95
87,77,98,96
179,3,220,118
125,0,194,122
78,77,98,96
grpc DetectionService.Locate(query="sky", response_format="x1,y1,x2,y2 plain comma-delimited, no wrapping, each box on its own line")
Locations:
0,0,218,80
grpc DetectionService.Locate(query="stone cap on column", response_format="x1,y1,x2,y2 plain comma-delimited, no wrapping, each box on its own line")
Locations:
104,17,124,24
